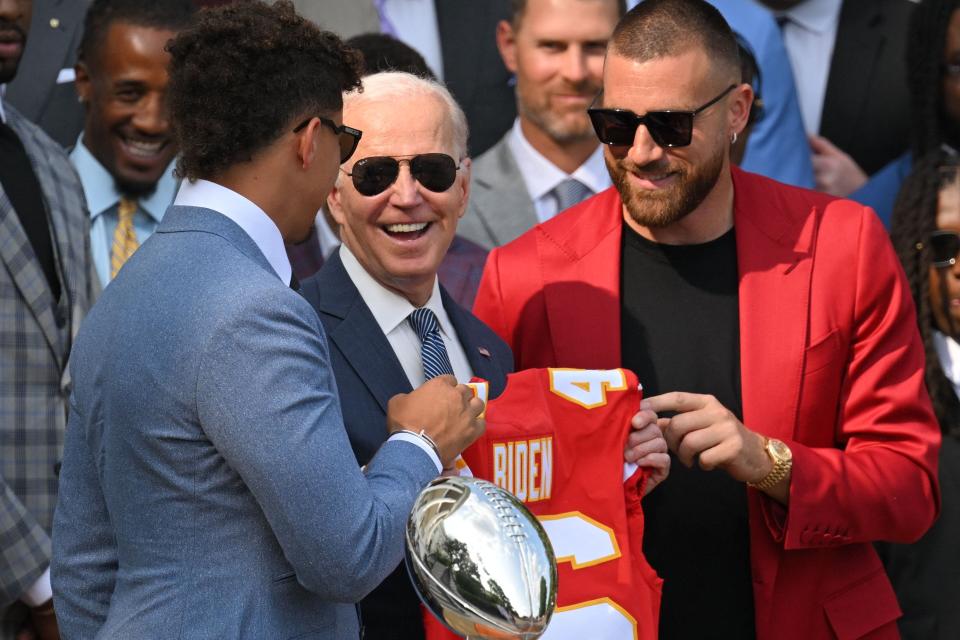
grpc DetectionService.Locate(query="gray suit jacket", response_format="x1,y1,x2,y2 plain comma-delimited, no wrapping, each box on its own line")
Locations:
459,132,538,249
0,105,94,638
51,205,438,639
5,0,89,148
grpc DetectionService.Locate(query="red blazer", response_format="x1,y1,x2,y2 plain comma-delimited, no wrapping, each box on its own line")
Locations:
473,167,941,640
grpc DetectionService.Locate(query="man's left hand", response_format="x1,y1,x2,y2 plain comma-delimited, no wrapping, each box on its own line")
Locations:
625,408,670,496
642,392,770,484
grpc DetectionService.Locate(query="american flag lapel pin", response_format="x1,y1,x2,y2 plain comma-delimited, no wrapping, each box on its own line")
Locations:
478,346,491,358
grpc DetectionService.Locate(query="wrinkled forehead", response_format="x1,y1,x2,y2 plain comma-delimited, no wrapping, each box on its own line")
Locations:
344,93,459,160
600,48,721,112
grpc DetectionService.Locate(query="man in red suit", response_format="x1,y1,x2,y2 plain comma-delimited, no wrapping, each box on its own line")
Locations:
472,1,941,638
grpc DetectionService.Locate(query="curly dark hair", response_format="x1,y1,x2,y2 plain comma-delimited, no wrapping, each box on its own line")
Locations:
165,0,362,180
890,150,960,437
77,0,195,69
908,0,960,156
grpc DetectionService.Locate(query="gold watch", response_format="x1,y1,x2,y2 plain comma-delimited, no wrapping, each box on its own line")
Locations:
747,437,793,491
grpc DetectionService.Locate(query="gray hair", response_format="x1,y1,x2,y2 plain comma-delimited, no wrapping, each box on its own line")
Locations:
343,71,469,160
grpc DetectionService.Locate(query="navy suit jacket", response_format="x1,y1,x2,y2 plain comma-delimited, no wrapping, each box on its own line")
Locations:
299,251,513,639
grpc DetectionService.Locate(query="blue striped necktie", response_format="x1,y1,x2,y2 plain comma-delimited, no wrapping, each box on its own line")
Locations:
408,308,455,380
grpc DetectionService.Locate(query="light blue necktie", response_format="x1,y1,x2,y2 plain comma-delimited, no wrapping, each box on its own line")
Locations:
373,0,398,37
553,178,593,213
408,308,454,380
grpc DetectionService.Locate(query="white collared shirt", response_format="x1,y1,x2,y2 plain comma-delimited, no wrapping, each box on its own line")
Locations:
775,0,843,134
339,243,473,388
0,85,6,123
506,119,611,223
173,179,292,286
934,330,960,400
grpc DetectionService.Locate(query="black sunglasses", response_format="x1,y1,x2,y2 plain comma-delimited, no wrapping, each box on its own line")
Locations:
588,84,738,148
341,153,461,197
293,117,363,163
929,230,960,268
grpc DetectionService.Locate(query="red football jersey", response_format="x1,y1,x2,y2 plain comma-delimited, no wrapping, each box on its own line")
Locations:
424,368,661,640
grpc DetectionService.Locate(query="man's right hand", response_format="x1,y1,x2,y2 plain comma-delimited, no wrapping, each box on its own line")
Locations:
387,375,485,467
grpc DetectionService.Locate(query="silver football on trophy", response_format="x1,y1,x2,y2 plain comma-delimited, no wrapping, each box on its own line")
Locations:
405,476,557,639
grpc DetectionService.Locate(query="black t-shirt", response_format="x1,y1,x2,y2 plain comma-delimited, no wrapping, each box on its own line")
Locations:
620,223,755,639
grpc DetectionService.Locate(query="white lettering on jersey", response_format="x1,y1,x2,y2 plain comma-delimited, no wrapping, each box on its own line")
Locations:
548,369,627,409
542,598,637,640
538,512,620,568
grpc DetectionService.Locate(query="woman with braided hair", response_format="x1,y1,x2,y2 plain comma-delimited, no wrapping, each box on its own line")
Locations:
884,151,960,638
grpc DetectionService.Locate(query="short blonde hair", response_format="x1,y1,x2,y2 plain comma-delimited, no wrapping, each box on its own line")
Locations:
343,71,469,160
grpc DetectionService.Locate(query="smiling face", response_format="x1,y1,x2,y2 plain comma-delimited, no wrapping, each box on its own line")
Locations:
500,0,619,146
601,48,746,233
76,22,177,198
328,91,470,305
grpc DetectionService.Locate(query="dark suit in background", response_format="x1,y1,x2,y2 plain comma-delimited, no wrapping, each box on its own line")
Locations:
289,0,515,157
299,251,513,640
5,0,89,148
819,0,914,176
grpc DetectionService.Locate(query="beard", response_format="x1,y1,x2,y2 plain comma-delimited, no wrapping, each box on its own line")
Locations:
606,142,726,229
114,176,159,200
516,81,599,145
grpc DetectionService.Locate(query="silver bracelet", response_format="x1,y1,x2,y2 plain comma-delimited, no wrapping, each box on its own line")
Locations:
395,428,441,459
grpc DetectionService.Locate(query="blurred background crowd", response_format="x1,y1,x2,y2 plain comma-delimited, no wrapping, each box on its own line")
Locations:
2,0,959,638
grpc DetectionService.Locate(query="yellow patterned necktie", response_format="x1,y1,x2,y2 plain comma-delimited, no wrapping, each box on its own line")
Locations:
110,196,140,279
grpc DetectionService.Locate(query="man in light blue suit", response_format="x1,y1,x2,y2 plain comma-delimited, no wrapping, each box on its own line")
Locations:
50,3,484,638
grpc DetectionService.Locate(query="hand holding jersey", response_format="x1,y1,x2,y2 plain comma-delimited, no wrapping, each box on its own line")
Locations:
386,374,487,467
641,392,790,504
625,407,671,496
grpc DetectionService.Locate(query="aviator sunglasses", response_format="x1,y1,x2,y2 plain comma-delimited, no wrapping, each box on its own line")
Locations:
341,153,461,197
588,84,738,148
928,230,960,268
293,117,363,163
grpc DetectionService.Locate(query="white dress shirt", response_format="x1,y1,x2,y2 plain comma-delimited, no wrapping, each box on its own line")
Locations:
506,119,611,223
935,330,960,400
174,179,292,285
339,243,473,387
775,0,843,135
379,0,444,81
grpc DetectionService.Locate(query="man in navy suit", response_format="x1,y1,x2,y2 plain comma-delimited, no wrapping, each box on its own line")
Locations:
299,71,514,639
50,4,484,638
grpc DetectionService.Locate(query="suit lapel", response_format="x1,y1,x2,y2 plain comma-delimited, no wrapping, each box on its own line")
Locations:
472,138,540,246
442,288,508,396
819,0,882,144
315,254,411,414
541,189,622,368
733,168,816,442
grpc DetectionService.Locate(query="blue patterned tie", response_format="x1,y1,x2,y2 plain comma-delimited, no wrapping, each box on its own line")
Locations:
408,308,455,380
553,178,593,213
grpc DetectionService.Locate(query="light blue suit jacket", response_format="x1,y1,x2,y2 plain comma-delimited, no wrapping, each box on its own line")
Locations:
51,205,438,639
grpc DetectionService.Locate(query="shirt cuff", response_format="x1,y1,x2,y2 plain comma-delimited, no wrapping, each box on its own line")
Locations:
21,567,52,607
389,431,443,473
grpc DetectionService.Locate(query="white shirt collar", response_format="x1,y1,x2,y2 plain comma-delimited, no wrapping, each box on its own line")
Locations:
338,243,453,338
934,330,960,399
506,118,609,202
780,0,842,34
173,179,292,285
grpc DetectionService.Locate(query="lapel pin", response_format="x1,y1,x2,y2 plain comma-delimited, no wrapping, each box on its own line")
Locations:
478,347,491,358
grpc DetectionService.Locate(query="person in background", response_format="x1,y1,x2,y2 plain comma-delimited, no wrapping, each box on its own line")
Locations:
5,0,88,147
71,0,193,289
459,0,624,249
757,0,914,197
0,0,96,637
851,0,959,228
886,152,960,639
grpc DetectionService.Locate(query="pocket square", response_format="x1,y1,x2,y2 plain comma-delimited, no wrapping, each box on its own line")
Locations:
478,347,491,358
